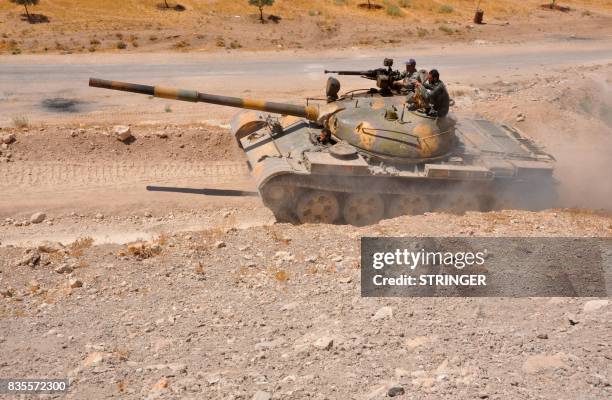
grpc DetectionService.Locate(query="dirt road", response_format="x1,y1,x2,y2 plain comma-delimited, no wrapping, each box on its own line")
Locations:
2,38,612,126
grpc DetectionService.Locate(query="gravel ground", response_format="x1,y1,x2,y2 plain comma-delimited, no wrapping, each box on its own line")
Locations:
0,211,610,399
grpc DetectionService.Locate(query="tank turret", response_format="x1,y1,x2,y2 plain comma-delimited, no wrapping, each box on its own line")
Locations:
89,77,455,162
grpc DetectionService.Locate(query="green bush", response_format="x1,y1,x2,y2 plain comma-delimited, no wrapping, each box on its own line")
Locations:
387,5,403,16
438,24,453,34
439,4,453,13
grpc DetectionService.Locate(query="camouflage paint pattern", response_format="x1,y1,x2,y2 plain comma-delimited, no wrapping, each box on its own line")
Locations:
329,96,454,162
89,78,319,121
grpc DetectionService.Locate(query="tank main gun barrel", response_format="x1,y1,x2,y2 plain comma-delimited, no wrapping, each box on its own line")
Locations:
89,78,319,121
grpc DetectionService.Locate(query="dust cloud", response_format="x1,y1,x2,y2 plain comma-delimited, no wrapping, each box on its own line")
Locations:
546,74,612,211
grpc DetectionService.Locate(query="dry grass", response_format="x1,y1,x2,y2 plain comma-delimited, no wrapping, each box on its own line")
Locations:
264,226,292,245
12,115,29,128
1,0,610,54
1,1,610,31
68,237,94,257
125,241,162,259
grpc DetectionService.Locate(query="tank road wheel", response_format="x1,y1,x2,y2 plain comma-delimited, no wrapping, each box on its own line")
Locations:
343,193,385,226
388,194,431,217
443,193,481,214
261,185,297,223
296,190,340,224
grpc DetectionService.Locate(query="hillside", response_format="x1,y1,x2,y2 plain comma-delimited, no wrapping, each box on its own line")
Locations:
1,0,611,54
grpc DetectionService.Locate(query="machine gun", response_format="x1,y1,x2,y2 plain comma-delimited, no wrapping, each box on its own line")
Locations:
324,58,401,95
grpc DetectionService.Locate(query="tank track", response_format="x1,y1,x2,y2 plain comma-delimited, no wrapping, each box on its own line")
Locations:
260,173,557,225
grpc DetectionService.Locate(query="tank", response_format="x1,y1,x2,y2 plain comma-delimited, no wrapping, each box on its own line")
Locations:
89,71,556,226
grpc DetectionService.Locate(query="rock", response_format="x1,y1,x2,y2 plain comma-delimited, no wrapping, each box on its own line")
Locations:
313,336,333,350
405,336,429,349
214,241,226,249
516,114,525,122
583,300,609,313
144,211,153,218
17,250,41,267
30,212,46,224
29,280,40,292
155,132,168,139
152,377,169,391
38,241,64,253
95,213,104,220
82,351,109,367
252,391,271,400
145,363,187,373
1,133,16,144
522,354,567,374
113,125,133,142
255,338,284,350
54,264,73,274
372,306,393,321
69,278,83,289
536,333,549,340
387,386,405,397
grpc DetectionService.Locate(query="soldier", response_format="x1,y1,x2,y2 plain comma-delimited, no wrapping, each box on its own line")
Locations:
415,69,449,117
394,59,421,92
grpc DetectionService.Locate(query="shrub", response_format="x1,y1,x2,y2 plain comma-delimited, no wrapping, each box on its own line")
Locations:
438,24,453,34
439,4,453,13
387,5,403,16
12,115,29,127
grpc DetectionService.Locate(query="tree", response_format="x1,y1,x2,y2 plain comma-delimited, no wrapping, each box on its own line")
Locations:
10,0,39,23
249,0,274,24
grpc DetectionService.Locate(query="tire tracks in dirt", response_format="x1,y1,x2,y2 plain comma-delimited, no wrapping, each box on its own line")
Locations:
0,161,250,192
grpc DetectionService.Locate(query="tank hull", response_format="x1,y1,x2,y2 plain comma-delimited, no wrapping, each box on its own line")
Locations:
234,110,556,225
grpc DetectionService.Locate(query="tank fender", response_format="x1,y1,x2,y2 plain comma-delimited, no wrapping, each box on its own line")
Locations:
252,157,296,193
230,110,270,148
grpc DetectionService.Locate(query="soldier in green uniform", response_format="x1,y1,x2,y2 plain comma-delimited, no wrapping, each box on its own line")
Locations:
394,59,422,92
415,69,449,117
